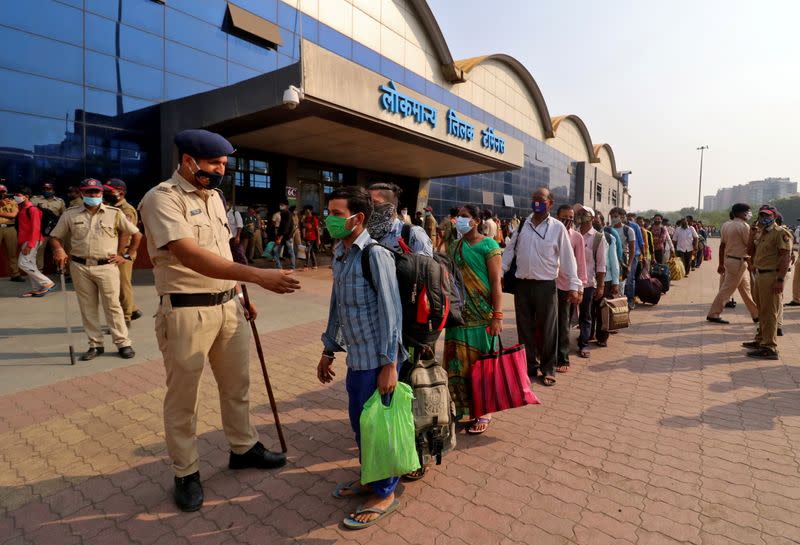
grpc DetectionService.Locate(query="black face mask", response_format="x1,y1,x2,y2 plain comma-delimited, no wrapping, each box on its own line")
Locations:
104,192,121,204
191,158,226,190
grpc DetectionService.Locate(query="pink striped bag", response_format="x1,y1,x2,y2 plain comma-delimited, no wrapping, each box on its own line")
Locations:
470,338,540,419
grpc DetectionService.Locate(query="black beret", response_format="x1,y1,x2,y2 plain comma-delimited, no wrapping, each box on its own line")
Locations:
174,129,235,159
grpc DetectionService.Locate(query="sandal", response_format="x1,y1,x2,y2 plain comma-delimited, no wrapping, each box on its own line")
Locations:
467,417,492,435
596,340,607,347
578,349,590,358
402,467,426,481
541,376,556,387
556,364,569,373
332,479,372,499
342,499,400,530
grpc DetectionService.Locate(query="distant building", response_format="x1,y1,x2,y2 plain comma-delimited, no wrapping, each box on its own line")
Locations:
703,178,797,211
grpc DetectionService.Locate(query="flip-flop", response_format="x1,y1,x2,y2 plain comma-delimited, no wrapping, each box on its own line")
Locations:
556,365,569,373
332,479,371,499
541,376,556,387
578,349,590,359
342,499,400,530
467,417,492,435
402,467,426,481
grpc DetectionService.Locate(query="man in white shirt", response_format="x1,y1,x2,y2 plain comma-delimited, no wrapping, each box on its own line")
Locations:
673,218,698,277
482,209,498,239
787,221,800,307
502,187,581,386
226,203,246,264
574,204,607,358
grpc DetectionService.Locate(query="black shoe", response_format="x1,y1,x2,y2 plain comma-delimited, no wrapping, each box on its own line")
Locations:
724,300,737,308
778,328,783,337
131,309,143,320
80,347,104,361
784,301,800,307
118,346,135,359
706,317,730,324
174,471,203,512
742,341,761,349
752,317,759,323
229,441,286,470
747,348,779,360
9,276,24,282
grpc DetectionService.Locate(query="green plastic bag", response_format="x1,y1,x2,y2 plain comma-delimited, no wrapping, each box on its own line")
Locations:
359,383,420,484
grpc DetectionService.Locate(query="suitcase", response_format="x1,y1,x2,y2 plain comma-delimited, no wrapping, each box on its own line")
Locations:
636,277,663,305
601,297,630,331
650,263,670,293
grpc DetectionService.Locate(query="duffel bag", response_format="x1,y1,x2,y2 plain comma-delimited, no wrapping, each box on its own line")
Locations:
636,277,663,305
651,263,670,293
668,257,684,281
601,297,630,331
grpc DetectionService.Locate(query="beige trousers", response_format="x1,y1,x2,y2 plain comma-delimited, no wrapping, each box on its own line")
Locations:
708,257,758,319
0,226,19,276
70,261,131,348
791,262,800,304
753,271,781,350
118,260,135,320
155,297,258,477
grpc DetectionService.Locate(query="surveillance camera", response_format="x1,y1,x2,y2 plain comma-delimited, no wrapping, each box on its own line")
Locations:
282,85,304,110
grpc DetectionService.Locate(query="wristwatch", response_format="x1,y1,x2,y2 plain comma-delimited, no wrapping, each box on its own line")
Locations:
122,253,132,261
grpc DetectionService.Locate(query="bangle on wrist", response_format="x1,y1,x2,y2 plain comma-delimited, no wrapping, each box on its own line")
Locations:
321,353,334,361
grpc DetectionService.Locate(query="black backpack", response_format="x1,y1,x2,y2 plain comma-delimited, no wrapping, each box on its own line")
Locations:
361,230,465,351
37,205,59,236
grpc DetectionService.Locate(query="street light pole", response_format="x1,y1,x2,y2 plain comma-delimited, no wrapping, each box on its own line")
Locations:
696,145,709,212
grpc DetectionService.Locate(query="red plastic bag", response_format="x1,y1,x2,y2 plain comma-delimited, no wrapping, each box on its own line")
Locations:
470,338,541,419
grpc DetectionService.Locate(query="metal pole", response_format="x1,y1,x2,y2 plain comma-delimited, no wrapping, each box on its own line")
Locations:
697,145,708,212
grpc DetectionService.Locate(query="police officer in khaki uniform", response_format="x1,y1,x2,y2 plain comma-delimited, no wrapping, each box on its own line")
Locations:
742,205,791,359
103,179,142,326
33,181,66,270
139,129,300,512
50,179,141,361
0,184,22,281
67,186,82,209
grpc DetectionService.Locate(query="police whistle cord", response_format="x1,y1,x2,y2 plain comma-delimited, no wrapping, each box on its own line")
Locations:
59,266,76,365
240,284,287,453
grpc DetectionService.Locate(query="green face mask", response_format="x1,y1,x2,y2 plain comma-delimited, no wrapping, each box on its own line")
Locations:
325,213,357,239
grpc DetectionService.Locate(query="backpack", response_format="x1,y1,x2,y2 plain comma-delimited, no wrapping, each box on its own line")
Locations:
409,356,456,466
362,230,465,351
36,205,59,236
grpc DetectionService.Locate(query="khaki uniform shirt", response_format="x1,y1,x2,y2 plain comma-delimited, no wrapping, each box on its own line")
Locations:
720,218,750,258
51,204,138,259
32,196,66,217
753,223,792,270
0,198,18,225
138,170,235,296
116,199,138,253
69,197,82,208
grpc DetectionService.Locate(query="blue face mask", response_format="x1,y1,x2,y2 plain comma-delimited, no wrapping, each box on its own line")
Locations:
532,200,547,214
759,216,774,227
455,217,473,235
83,196,102,207
43,191,54,198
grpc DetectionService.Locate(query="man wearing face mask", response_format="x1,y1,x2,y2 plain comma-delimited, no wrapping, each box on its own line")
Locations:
706,203,758,325
502,188,581,387
14,186,54,296
32,181,66,271
366,183,433,257
555,205,587,371
50,178,141,359
103,179,142,326
0,184,22,282
742,205,791,360
138,129,299,512
67,186,82,208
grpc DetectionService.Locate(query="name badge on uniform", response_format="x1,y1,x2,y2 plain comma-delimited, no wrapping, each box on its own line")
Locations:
190,209,202,216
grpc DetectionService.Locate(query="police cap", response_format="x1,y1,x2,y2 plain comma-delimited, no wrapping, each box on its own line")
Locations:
174,129,235,159
80,178,104,190
0,184,6,193
104,178,127,192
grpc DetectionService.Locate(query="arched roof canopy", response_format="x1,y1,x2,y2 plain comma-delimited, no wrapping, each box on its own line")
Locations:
407,0,465,83
454,54,555,138
593,143,619,178
551,115,598,163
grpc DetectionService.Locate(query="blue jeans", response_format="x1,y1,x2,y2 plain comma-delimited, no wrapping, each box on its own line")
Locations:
345,365,402,499
273,239,296,270
624,262,636,307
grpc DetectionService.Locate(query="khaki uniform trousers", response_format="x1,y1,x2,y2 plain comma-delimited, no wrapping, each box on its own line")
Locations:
791,263,800,304
0,226,19,276
708,257,758,319
155,297,258,477
70,261,131,348
118,260,135,320
753,271,781,350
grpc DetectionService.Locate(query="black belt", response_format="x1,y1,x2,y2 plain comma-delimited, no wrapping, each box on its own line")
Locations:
756,268,777,273
166,288,237,308
726,256,745,261
71,255,111,266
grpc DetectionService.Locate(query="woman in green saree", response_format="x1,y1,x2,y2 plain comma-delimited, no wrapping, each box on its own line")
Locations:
444,205,505,434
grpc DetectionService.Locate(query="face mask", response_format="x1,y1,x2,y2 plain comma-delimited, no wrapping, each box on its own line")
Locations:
190,158,225,190
532,200,547,214
560,217,574,230
14,196,24,204
43,191,54,198
83,196,102,207
745,211,753,221
593,222,602,231
574,216,585,227
325,214,357,239
759,216,774,227
104,192,121,204
610,215,621,225
455,217,473,235
366,203,395,241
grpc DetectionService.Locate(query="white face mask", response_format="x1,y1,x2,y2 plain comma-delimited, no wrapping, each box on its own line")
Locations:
745,211,753,221
13,196,24,204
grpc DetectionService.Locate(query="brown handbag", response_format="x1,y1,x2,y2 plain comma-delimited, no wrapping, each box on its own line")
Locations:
601,297,630,331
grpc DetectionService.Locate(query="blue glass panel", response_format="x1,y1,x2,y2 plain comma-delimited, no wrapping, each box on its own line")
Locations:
276,30,301,59
232,0,278,22
227,62,260,85
86,89,157,117
277,2,297,31
228,35,277,72
4,0,82,45
0,112,81,156
380,58,404,85
165,41,226,86
405,71,426,96
300,13,318,42
86,52,164,100
318,24,351,59
167,0,227,25
86,14,116,55
276,53,295,69
86,0,118,19
165,74,214,100
165,8,227,57
425,81,443,104
352,42,380,73
120,26,164,68
86,51,117,91
0,28,82,84
122,0,165,35
0,69,83,120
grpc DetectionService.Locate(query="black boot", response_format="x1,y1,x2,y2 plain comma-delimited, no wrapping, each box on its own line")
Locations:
229,441,286,470
174,471,203,512
80,347,104,361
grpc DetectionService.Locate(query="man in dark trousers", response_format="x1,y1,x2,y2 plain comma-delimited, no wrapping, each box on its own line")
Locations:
272,201,296,270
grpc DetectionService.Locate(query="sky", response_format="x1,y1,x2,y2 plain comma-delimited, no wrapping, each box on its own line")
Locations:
427,0,800,212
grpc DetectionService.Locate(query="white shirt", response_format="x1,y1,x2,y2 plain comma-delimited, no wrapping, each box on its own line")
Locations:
483,218,498,238
581,228,608,288
501,215,582,291
674,226,698,253
793,226,800,249
226,208,243,239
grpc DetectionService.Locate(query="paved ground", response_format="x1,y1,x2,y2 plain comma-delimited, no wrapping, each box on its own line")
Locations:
3,240,800,545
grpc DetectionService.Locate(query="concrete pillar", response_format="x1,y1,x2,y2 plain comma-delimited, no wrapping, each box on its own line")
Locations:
415,178,431,212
